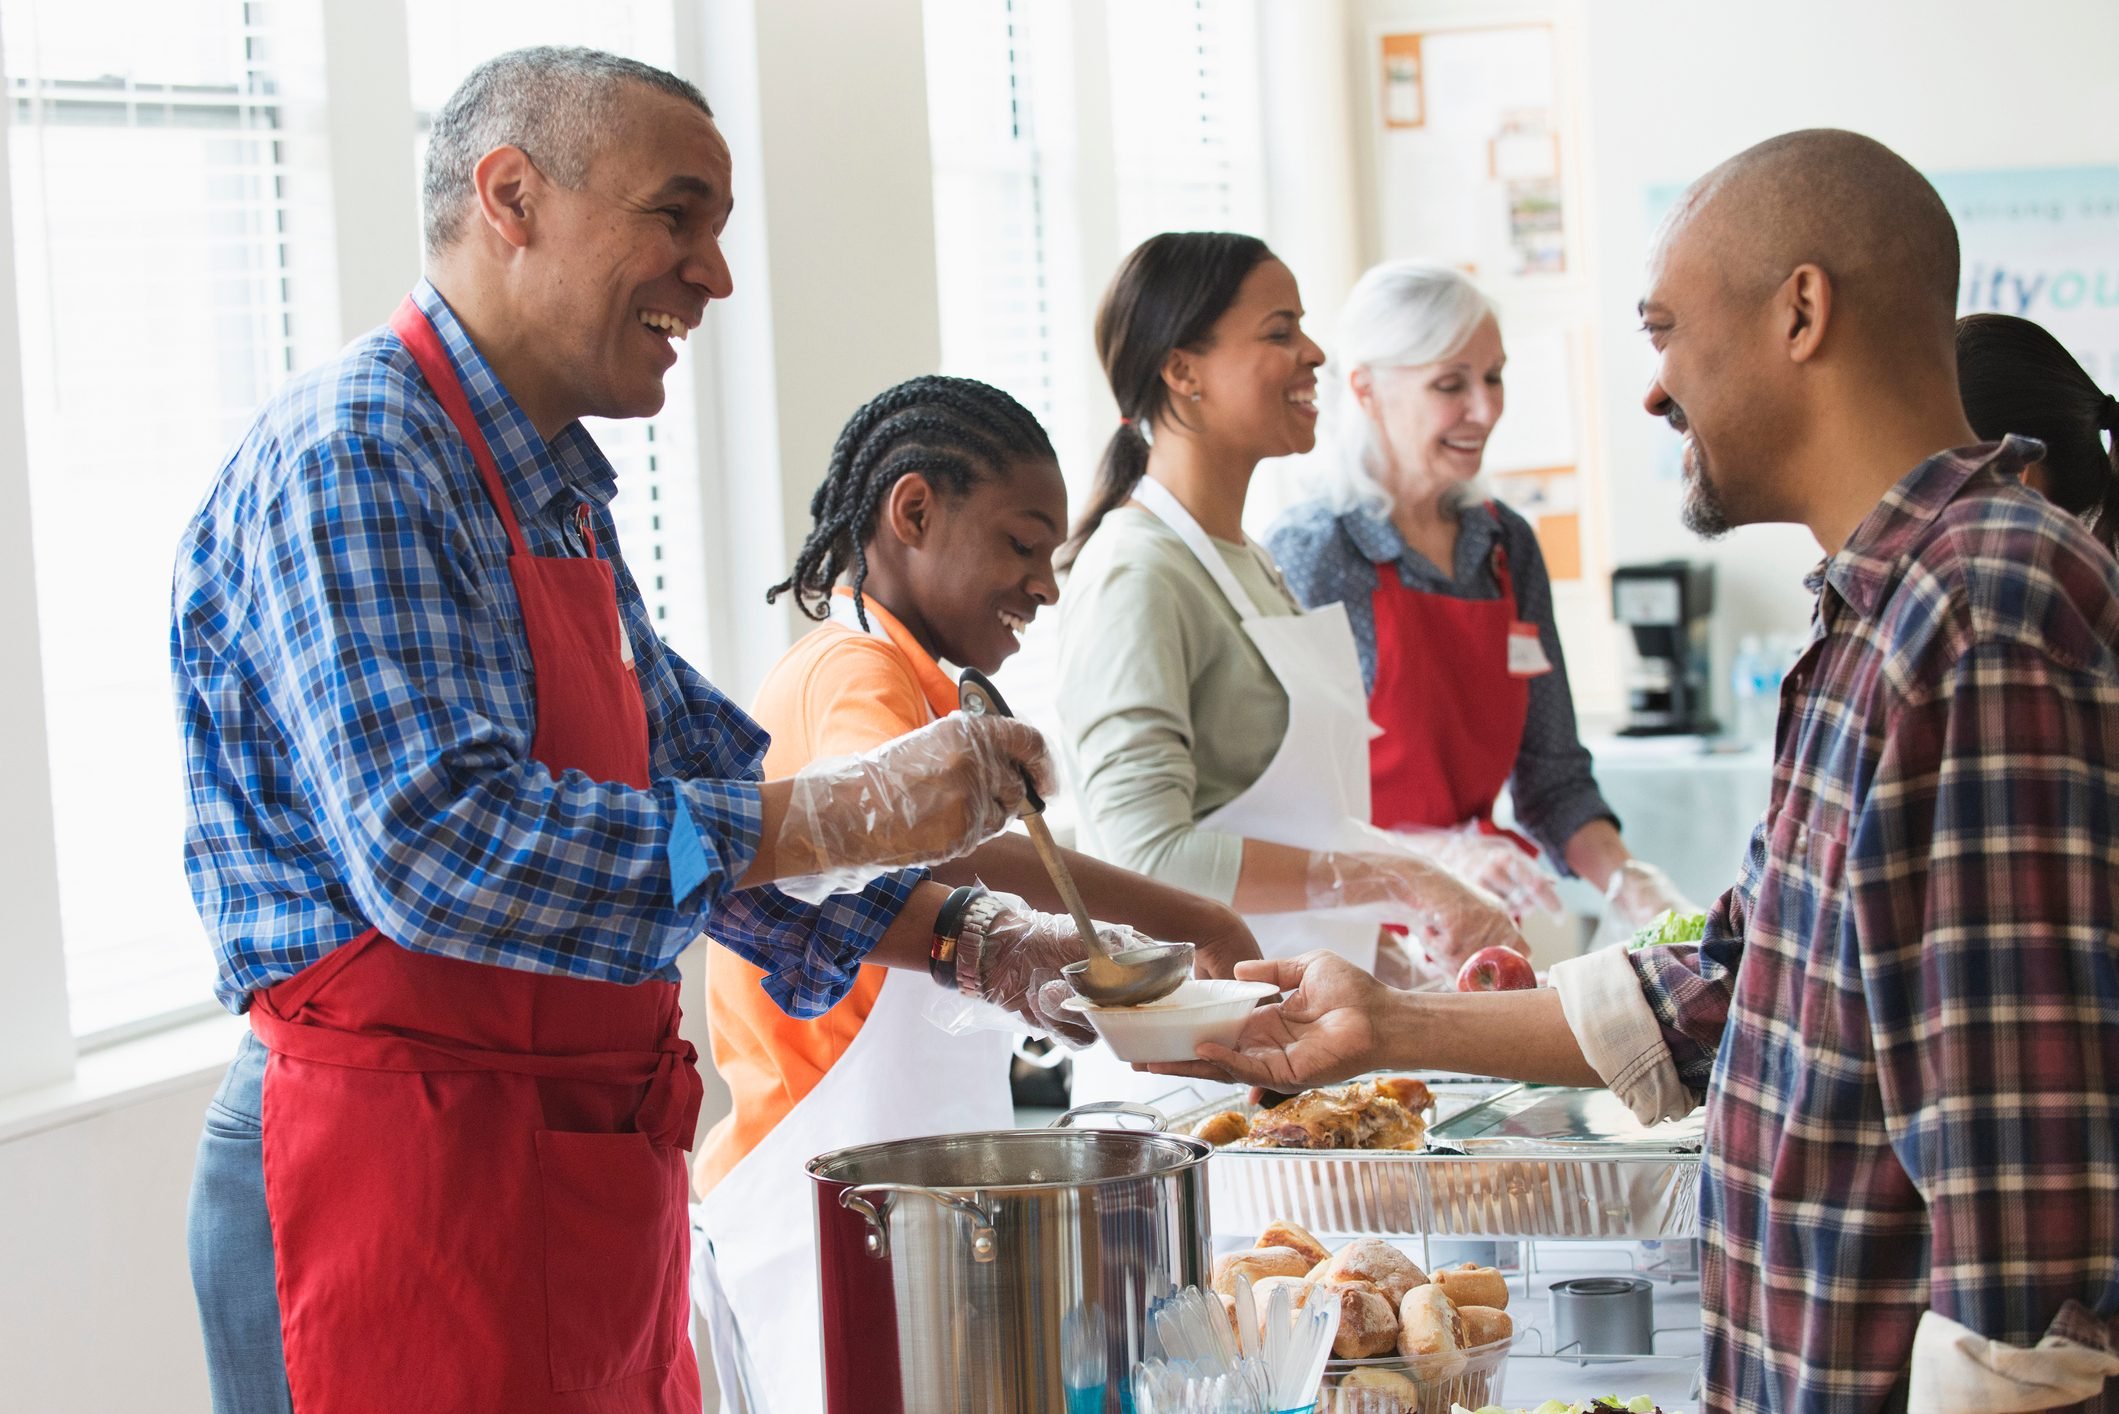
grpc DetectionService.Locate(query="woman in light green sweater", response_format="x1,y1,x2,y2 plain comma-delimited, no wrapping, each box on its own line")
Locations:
1055,234,1525,1104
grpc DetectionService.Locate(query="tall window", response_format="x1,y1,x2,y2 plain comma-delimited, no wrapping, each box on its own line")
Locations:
922,0,1058,433
923,0,1266,486
1105,0,1265,248
406,0,710,668
921,0,1266,756
4,0,335,1038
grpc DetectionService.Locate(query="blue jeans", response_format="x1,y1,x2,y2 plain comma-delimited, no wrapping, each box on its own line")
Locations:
187,1030,293,1414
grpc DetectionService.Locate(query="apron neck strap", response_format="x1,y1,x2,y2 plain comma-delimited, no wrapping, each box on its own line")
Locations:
389,295,530,559
1481,501,1516,606
826,592,891,641
826,593,941,723
1131,476,1267,621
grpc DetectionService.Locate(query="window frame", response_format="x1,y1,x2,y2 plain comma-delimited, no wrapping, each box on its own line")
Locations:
0,0,735,1087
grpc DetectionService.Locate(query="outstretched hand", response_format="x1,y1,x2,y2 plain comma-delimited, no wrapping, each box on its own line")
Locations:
1138,951,1395,1091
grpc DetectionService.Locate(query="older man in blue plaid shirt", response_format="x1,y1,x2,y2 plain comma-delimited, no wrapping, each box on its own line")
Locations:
1153,130,2119,1413
174,47,1113,1414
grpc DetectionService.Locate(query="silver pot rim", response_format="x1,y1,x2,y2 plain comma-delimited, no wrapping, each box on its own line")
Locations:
806,1124,1211,1197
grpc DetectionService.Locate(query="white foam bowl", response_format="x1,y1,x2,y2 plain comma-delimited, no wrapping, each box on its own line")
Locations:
1058,978,1280,1063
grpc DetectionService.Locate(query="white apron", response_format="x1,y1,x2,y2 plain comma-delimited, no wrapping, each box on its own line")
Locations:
1069,477,1383,1110
692,598,1016,1414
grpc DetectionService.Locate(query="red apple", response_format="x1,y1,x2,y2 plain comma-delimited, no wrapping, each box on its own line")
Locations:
1455,945,1537,992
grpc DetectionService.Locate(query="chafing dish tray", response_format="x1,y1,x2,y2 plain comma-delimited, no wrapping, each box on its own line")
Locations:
1157,1077,1703,1241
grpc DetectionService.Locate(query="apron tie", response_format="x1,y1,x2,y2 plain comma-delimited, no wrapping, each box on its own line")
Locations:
250,1007,702,1150
639,1035,704,1152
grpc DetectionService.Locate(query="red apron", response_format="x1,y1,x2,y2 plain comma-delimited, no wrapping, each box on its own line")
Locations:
248,296,702,1413
1366,505,1542,842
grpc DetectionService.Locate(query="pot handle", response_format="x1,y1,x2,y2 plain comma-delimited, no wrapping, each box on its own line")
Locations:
1052,1100,1167,1130
839,1183,998,1263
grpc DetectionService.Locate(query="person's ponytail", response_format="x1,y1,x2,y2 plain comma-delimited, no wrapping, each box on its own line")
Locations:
1956,313,2119,556
1056,231,1274,570
1059,421,1151,570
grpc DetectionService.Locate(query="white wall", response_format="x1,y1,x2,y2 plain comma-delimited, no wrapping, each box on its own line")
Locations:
0,944,729,1414
2,1078,219,1412
1578,0,2119,710
690,0,944,705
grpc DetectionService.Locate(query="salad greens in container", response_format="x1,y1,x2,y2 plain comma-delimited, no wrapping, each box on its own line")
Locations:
1626,909,1707,950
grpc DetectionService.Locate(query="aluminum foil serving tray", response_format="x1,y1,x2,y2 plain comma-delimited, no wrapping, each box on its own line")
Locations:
1158,1077,1704,1241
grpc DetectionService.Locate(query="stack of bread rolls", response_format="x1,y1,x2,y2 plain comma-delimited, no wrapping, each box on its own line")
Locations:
1206,1222,1513,1413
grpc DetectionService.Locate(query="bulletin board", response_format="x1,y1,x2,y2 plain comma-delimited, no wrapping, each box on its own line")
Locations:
1375,23,1566,281
1374,20,1585,579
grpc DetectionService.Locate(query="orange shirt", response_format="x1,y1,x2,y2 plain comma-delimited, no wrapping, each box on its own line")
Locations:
693,590,959,1196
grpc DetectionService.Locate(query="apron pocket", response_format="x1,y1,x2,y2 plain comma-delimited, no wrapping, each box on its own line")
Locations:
534,1128,685,1392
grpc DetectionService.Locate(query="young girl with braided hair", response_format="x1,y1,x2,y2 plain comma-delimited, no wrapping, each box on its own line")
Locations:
691,374,1260,1410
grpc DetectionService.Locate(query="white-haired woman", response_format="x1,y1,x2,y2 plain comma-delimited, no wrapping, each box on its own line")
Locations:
1266,262,1685,928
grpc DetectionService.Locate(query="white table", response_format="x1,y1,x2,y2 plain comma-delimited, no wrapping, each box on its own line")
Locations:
1580,736,1774,910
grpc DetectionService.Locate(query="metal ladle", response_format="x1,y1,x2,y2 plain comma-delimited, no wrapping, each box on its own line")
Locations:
956,668,1193,1007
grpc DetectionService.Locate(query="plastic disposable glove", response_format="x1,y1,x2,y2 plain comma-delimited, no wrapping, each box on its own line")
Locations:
1396,824,1563,920
1589,858,1699,951
929,891,1159,1048
773,712,1055,903
1306,834,1528,975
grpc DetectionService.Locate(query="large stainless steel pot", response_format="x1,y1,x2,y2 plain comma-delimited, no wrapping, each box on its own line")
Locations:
808,1102,1211,1413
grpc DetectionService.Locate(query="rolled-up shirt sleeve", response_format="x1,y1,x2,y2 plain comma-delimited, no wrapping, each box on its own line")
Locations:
1551,810,1763,1122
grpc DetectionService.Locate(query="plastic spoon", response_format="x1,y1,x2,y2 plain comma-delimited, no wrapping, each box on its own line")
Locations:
957,668,1193,1006
1234,1274,1260,1364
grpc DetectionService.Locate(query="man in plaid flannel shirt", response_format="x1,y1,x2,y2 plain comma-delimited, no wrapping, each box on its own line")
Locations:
1150,129,2119,1412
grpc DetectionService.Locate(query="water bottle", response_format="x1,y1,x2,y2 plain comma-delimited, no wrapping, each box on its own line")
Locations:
1729,634,1771,744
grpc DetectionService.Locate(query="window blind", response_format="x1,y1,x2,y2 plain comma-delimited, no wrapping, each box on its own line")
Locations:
1105,0,1265,248
923,0,1058,433
4,0,333,1038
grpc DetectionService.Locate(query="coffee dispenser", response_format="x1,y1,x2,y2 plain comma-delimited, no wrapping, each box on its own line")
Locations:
1610,560,1716,736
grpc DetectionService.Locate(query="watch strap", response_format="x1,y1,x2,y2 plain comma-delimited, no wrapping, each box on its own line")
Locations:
929,885,986,989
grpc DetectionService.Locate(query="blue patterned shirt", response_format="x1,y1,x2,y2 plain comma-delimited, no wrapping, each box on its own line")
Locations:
172,281,917,1019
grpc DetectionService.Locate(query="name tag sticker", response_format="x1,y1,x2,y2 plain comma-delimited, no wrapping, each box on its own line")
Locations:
1508,622,1552,677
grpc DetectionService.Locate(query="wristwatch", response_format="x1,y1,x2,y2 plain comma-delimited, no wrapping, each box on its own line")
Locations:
952,890,1008,1000
929,885,988,989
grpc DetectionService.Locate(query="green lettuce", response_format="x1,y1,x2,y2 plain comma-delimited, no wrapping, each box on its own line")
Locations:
1627,908,1708,951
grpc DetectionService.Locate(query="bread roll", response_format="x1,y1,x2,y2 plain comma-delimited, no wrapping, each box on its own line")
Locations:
1211,1245,1309,1297
1323,1281,1398,1359
1257,1219,1331,1268
1332,1366,1418,1412
1431,1261,1509,1311
1305,1255,1332,1282
1457,1304,1512,1348
1193,1110,1250,1146
1319,1238,1427,1307
1396,1283,1466,1377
